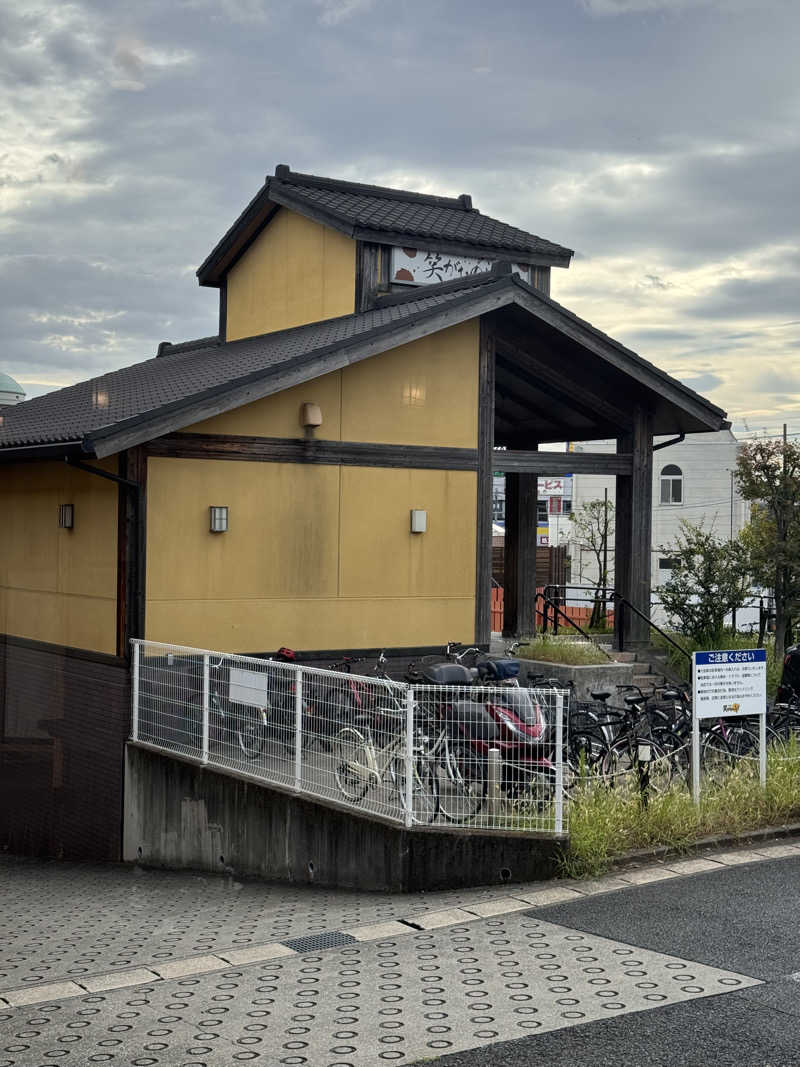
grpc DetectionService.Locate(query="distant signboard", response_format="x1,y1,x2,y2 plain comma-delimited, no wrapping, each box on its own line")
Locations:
692,649,767,719
538,477,572,498
391,247,532,286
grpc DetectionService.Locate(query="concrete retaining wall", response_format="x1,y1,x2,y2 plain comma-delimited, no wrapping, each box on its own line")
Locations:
123,743,563,892
518,658,635,700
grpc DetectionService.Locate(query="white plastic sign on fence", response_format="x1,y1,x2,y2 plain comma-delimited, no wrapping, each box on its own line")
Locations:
691,648,767,802
229,667,270,707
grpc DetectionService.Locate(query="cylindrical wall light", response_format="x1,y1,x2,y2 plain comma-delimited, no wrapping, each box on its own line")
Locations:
58,504,74,529
209,506,229,533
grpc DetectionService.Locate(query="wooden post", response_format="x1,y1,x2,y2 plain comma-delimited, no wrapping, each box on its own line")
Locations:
475,317,496,645
503,472,538,637
614,408,652,650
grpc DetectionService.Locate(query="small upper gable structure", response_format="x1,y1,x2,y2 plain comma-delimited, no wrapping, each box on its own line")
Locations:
200,165,574,340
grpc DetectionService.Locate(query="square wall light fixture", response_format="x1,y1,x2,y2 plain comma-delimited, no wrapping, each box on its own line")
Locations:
410,509,427,534
209,506,229,533
58,504,74,529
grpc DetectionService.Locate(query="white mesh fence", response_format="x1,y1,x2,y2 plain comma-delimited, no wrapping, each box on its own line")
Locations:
131,640,567,834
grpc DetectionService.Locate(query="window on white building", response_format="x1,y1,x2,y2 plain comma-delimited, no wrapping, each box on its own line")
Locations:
660,464,683,504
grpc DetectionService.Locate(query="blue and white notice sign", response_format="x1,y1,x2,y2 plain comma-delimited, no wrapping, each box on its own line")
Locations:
692,648,767,720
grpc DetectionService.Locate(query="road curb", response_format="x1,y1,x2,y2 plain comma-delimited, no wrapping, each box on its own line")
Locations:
599,820,800,874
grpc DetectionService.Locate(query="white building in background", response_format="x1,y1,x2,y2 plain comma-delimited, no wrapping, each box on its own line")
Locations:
568,429,750,589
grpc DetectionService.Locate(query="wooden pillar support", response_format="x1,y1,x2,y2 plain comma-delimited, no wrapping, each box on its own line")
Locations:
116,447,147,657
503,472,538,637
475,318,496,645
613,407,653,651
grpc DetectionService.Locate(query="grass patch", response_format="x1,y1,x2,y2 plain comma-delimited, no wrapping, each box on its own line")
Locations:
515,635,609,666
561,737,800,878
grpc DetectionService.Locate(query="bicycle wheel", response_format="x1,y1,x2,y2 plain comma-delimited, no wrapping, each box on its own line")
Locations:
566,728,608,792
699,727,734,783
391,754,440,824
651,727,690,784
601,736,674,793
333,726,371,802
437,740,486,821
235,705,266,759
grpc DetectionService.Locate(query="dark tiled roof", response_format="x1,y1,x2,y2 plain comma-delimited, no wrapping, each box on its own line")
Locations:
198,165,573,284
0,271,502,452
276,168,572,258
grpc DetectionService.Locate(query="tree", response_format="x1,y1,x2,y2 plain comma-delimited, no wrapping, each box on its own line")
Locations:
658,521,751,646
569,497,614,628
736,439,800,662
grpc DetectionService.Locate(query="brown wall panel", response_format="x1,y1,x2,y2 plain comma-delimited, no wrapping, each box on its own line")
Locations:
0,636,130,860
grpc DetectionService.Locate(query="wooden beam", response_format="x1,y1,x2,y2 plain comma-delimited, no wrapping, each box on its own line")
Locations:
218,278,227,341
493,450,633,476
115,446,147,655
476,318,496,645
145,433,478,471
497,334,635,432
355,241,380,312
614,407,652,650
509,288,725,430
503,471,538,637
496,349,620,432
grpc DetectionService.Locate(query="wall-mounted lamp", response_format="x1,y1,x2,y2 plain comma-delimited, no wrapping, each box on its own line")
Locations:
410,509,427,534
300,401,322,440
209,506,229,533
58,504,74,529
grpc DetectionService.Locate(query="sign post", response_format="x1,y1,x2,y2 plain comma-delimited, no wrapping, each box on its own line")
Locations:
691,648,767,803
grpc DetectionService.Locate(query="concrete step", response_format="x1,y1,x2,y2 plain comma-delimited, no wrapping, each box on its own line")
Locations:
632,673,659,690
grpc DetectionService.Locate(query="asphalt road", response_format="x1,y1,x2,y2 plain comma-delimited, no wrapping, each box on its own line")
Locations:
432,853,800,1067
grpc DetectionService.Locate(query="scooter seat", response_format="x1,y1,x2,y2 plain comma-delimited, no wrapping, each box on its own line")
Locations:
419,662,475,685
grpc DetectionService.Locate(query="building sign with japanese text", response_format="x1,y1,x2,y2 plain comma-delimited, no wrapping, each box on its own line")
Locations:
391,247,532,286
537,477,571,499
692,649,767,719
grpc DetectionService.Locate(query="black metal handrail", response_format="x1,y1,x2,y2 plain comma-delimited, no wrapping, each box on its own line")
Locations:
534,592,614,661
611,592,691,663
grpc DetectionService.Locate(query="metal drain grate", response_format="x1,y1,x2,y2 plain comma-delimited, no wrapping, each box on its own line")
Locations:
281,930,357,952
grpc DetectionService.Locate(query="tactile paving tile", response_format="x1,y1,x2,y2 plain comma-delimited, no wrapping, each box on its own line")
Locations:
0,856,521,993
0,911,759,1066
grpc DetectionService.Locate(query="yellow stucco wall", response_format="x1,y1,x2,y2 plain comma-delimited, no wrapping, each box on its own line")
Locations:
0,460,118,653
225,208,357,341
183,320,479,449
154,321,481,650
145,457,477,651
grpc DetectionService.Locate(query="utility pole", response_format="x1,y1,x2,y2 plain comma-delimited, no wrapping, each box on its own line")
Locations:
602,487,609,625
730,470,736,633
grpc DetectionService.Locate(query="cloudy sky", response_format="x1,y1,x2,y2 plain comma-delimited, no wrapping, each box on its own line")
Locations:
3,0,799,437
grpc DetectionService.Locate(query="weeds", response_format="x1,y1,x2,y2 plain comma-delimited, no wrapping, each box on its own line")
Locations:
516,635,608,666
560,737,800,878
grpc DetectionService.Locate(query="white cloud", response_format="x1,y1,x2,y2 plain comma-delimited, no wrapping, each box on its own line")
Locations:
313,0,374,26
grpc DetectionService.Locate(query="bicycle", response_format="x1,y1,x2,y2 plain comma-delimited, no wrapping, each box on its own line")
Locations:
333,695,439,823
597,689,686,794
